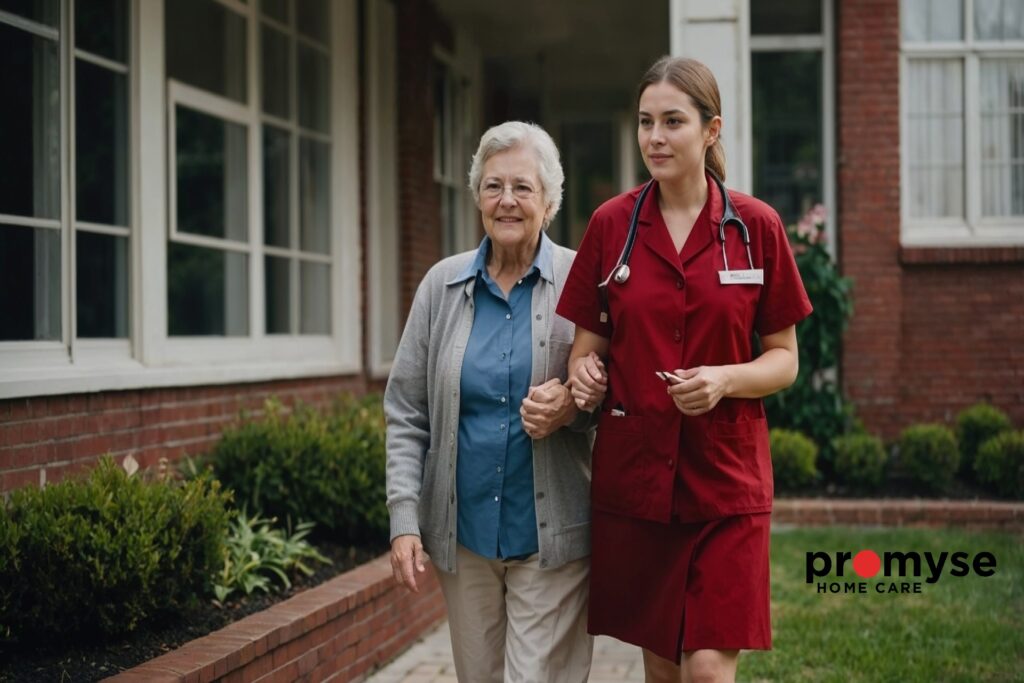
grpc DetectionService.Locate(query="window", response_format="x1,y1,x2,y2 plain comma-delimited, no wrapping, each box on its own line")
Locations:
0,0,130,343
901,0,1024,245
433,55,475,255
750,0,834,236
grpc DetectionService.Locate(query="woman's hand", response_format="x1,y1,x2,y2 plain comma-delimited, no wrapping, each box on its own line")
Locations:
569,351,608,412
390,534,428,593
666,366,731,416
520,378,575,439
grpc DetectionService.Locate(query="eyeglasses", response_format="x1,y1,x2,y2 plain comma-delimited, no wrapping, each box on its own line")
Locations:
480,180,539,200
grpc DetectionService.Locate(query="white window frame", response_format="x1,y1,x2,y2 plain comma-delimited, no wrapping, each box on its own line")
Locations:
900,0,1024,247
0,0,361,399
747,0,837,253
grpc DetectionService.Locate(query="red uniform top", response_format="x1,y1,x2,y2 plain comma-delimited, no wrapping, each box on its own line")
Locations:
556,175,813,523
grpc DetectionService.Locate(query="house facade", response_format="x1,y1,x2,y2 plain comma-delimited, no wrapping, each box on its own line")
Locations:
1,0,1021,491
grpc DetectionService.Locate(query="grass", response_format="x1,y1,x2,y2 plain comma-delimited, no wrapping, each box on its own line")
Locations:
739,527,1024,683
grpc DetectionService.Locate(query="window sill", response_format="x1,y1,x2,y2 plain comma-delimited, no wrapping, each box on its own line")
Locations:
899,245,1024,266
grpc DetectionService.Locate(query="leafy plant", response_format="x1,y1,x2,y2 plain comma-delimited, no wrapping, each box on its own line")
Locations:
833,432,888,490
764,205,854,471
0,457,231,642
770,428,819,492
956,403,1012,478
898,424,959,493
974,430,1024,499
213,510,331,603
206,394,389,545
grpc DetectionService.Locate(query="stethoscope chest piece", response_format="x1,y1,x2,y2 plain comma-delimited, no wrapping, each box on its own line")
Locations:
612,264,630,284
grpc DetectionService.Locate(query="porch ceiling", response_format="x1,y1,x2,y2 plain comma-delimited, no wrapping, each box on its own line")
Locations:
434,0,669,115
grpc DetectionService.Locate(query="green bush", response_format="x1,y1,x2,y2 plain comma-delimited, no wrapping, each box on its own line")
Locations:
898,424,959,493
207,395,388,545
764,208,855,471
770,429,819,491
974,431,1024,498
214,511,330,603
834,432,888,490
956,404,1012,477
0,457,231,642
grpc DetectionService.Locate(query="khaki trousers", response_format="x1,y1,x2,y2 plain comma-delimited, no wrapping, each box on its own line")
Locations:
436,544,593,683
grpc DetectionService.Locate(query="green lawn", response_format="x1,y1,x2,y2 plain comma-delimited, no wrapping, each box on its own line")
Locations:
739,527,1024,683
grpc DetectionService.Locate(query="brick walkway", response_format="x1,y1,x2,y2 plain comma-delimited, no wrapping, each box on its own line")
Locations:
365,621,644,683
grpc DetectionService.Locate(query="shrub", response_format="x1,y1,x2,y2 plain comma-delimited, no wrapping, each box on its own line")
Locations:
0,457,231,642
214,511,330,603
770,429,819,491
974,431,1024,499
898,424,959,493
956,404,1012,477
764,206,855,471
207,395,388,545
834,432,888,490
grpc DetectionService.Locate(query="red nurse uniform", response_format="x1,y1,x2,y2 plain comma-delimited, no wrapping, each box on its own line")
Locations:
556,173,812,660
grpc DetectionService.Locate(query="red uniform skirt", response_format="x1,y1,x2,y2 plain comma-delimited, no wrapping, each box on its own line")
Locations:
588,509,772,662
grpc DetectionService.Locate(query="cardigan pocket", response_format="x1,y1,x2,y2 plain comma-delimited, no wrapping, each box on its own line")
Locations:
417,448,448,536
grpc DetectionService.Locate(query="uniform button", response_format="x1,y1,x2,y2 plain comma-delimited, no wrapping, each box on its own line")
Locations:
676,279,683,289
674,329,682,341
505,313,511,320
667,459,674,468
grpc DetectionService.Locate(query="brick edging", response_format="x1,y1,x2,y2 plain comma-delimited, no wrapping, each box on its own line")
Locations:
105,554,445,683
773,498,1024,531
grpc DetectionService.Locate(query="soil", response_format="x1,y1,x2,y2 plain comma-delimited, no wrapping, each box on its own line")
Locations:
0,540,388,683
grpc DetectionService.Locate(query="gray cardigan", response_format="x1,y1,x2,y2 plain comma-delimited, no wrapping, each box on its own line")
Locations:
384,239,594,573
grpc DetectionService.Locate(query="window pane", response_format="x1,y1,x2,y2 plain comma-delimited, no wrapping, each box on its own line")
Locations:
168,242,249,336
261,0,288,23
165,0,247,103
0,23,60,219
752,51,823,225
298,45,329,133
75,0,128,63
0,224,60,341
300,261,329,334
265,255,291,333
263,126,291,247
296,0,328,44
176,106,249,242
0,0,59,26
980,59,1024,217
76,59,129,226
751,0,821,35
906,59,964,219
261,24,290,119
76,231,128,338
299,138,329,254
975,0,1024,40
902,0,963,41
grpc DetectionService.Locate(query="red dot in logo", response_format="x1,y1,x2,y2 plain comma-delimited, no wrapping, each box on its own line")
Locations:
853,550,881,578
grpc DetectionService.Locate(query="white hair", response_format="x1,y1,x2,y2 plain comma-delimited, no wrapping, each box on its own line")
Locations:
467,121,564,226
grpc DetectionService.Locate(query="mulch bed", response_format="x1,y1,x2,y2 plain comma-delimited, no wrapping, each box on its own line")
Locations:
0,540,388,683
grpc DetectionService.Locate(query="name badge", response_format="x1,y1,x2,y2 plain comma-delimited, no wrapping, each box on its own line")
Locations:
719,269,764,285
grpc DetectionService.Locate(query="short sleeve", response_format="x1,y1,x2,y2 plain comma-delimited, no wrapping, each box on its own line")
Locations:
556,210,613,338
754,212,813,336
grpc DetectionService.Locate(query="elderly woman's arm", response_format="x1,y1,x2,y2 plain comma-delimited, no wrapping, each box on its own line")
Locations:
384,278,434,592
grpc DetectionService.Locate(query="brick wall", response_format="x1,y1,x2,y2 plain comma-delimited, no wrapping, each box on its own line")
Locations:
0,376,368,493
837,0,1024,440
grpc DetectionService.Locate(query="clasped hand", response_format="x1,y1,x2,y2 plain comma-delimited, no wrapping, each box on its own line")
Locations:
568,352,608,412
520,378,574,439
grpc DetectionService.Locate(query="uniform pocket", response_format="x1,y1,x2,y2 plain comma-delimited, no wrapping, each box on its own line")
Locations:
591,413,648,516
707,417,772,504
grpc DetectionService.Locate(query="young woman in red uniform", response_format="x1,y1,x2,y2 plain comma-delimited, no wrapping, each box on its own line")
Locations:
556,57,812,682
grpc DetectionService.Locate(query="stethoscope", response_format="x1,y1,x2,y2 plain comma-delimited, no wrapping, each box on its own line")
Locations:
598,172,754,292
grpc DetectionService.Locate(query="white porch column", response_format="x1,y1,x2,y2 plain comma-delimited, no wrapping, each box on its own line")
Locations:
669,0,751,193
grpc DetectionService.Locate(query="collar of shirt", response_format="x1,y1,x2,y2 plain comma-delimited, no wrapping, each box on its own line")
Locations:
446,231,555,287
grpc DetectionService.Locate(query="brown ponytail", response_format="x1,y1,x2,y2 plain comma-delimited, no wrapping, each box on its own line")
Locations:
636,56,726,181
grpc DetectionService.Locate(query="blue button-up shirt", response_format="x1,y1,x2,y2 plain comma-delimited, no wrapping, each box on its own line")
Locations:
452,234,554,559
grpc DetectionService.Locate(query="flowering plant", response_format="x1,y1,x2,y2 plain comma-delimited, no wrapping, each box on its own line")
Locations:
763,204,855,471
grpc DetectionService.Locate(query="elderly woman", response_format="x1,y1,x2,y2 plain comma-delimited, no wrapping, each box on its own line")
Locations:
384,121,597,683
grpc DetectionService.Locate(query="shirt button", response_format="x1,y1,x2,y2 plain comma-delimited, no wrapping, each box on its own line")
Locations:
500,396,506,403
506,313,511,320
501,352,506,359
494,496,499,502
497,466,502,473
500,424,506,431
674,329,682,341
